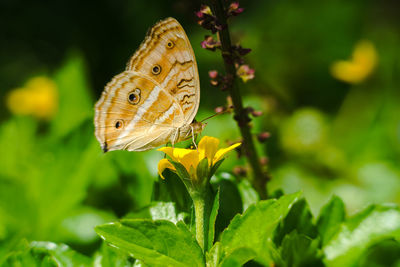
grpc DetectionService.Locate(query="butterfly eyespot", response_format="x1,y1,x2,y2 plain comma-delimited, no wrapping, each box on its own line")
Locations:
128,89,141,104
152,65,162,75
167,41,174,49
115,120,123,129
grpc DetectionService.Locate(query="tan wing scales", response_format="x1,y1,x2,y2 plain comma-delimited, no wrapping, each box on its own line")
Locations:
95,72,184,151
126,17,200,124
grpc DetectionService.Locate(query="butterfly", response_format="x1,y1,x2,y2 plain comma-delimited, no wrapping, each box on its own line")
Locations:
94,18,204,152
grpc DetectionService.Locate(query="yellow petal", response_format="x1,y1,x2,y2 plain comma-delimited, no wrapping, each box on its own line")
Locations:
198,136,220,164
157,159,176,179
157,147,177,161
179,150,200,172
213,143,241,165
158,147,201,173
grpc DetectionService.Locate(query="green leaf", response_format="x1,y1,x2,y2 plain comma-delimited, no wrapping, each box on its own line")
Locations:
211,174,243,239
93,243,133,267
170,161,190,181
237,179,259,211
29,242,91,267
274,198,317,246
206,242,222,267
153,170,192,213
219,247,257,267
2,241,91,267
214,191,302,265
278,231,324,267
208,188,220,251
357,239,400,267
210,159,224,178
51,52,93,138
124,202,185,224
95,219,204,267
317,195,346,246
323,204,400,267
197,158,209,182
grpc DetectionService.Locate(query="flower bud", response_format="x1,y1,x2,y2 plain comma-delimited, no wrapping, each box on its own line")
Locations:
257,132,270,143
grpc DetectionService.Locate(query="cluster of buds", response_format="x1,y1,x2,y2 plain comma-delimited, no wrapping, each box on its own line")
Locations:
208,70,234,91
227,2,244,17
196,2,269,187
195,5,223,34
245,106,263,118
201,36,221,51
197,2,255,88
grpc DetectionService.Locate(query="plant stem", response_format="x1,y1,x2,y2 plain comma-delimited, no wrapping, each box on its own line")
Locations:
192,191,206,250
209,0,269,199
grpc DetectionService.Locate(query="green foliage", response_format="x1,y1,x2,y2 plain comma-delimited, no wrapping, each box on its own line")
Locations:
317,196,346,246
208,189,220,251
215,192,302,265
1,241,91,267
1,0,400,266
95,220,204,267
323,204,400,266
276,231,323,267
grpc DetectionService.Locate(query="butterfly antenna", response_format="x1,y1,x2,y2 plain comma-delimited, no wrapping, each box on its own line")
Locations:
200,109,231,123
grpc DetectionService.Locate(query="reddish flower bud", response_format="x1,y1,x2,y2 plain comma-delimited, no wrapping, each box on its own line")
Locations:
236,64,255,82
196,5,212,18
233,166,247,177
210,80,219,86
228,2,244,17
195,5,223,33
214,106,225,113
257,132,270,142
201,35,221,51
209,70,219,79
251,110,263,117
260,157,268,165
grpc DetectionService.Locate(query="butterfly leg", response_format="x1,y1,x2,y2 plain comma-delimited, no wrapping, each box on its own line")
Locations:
171,128,180,148
190,125,198,150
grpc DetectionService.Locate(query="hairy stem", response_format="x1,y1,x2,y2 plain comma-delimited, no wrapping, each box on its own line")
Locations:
192,191,206,250
209,0,268,199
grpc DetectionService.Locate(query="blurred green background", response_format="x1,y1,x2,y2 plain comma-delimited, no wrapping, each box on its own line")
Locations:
1,0,399,259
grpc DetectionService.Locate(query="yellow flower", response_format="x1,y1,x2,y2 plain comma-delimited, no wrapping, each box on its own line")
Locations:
157,136,241,181
331,40,377,84
6,76,58,120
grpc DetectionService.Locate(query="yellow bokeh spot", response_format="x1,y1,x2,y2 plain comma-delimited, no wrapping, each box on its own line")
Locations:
331,40,377,84
6,76,58,120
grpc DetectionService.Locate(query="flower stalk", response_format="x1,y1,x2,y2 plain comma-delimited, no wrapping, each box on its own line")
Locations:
207,0,269,199
158,136,240,250
189,188,207,250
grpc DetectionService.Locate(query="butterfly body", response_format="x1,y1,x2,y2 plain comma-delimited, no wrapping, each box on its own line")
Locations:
94,18,203,152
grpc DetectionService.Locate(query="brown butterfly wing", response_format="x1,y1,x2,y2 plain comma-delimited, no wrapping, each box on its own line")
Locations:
94,71,184,151
126,17,200,124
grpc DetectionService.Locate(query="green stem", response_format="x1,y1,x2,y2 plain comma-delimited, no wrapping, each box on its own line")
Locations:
192,193,206,250
209,0,269,199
